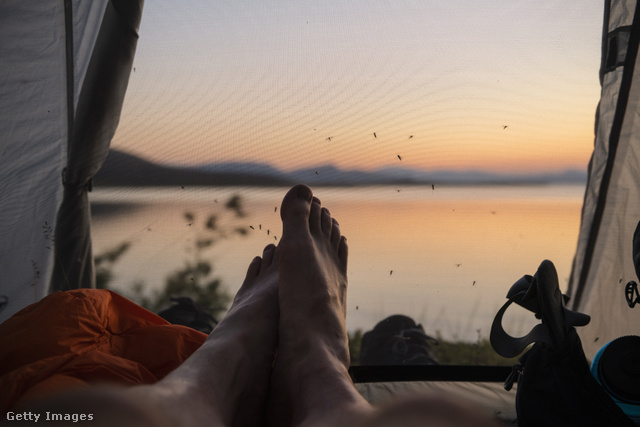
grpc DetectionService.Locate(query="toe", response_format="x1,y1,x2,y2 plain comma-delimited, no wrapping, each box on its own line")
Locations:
246,256,262,279
330,218,341,249
309,197,323,234
338,236,348,272
321,207,333,236
280,185,313,238
261,244,276,271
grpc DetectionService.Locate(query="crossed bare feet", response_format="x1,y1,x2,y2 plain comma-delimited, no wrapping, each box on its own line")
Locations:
146,184,370,427
23,185,498,427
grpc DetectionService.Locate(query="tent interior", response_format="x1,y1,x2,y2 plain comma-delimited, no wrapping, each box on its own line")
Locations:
2,0,640,422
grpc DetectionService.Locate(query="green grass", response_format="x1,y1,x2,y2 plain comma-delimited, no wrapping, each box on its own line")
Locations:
430,335,521,366
348,330,523,366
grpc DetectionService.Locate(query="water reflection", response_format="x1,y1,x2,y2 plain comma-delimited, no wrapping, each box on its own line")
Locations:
90,185,583,352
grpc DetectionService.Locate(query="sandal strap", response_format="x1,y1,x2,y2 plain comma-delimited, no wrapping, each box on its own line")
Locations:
490,260,591,358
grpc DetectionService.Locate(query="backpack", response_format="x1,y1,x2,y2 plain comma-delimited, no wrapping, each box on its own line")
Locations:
490,260,635,427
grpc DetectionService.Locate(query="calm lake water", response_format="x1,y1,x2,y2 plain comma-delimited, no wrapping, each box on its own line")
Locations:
90,184,585,343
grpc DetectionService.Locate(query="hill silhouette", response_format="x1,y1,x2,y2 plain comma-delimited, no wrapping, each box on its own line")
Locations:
93,150,294,187
94,149,587,187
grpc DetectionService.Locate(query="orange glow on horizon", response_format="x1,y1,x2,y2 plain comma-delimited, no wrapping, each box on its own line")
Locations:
111,1,603,176
112,106,595,175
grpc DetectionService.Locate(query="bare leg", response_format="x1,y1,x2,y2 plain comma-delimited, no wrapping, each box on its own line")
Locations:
271,184,373,427
24,245,279,427
140,244,279,427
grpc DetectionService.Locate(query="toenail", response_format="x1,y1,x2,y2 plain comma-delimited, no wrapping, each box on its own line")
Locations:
296,185,313,201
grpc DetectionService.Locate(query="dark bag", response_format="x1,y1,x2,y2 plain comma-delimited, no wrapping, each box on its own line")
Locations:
157,296,218,334
491,260,635,427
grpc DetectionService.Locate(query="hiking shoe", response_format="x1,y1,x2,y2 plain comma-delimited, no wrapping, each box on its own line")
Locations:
360,314,439,365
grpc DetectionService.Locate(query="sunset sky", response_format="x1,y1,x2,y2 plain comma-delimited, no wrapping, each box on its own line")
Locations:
111,1,605,174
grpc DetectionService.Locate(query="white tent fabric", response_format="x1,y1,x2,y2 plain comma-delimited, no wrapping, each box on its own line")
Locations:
0,1,106,323
568,0,640,359
0,0,142,323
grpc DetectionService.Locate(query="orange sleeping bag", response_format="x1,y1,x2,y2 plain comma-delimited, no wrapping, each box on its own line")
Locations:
0,289,207,412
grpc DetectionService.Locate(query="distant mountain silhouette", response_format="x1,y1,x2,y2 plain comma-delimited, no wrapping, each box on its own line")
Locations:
94,149,587,187
93,150,294,187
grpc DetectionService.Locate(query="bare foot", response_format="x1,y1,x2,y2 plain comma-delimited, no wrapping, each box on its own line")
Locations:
133,244,280,427
224,244,280,427
270,185,372,427
25,245,280,427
